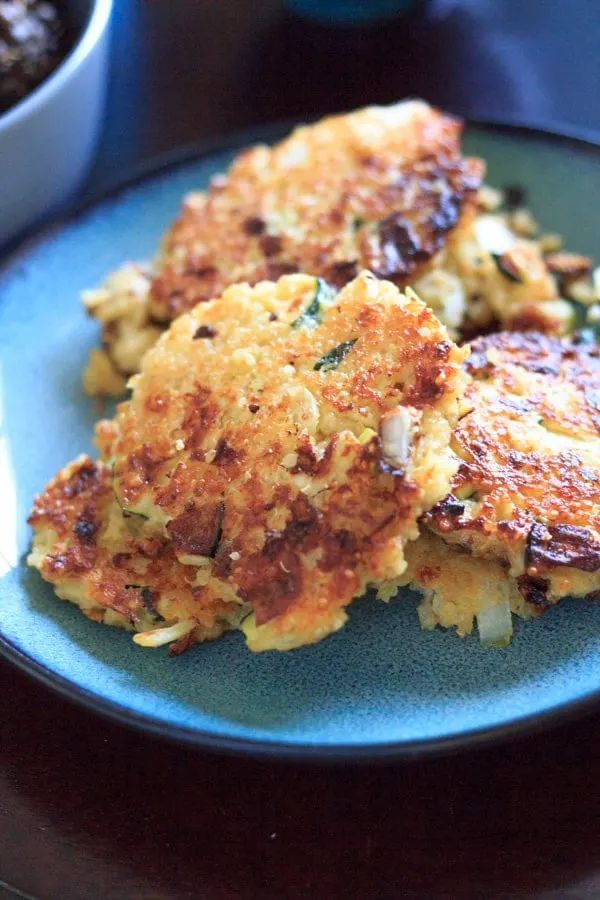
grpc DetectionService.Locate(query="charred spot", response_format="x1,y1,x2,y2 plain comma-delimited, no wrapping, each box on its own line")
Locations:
259,234,283,257
516,574,551,608
63,460,99,499
430,493,465,519
365,156,482,282
193,324,217,339
399,340,452,407
291,436,337,478
182,387,218,451
374,213,429,279
238,550,303,625
239,494,321,621
213,438,240,465
248,403,260,414
470,333,565,377
496,520,522,539
327,261,357,287
166,500,225,557
290,494,319,529
525,522,600,574
428,193,460,234
268,312,279,322
73,508,99,544
45,545,96,576
291,441,320,476
503,184,527,210
242,215,266,236
128,444,165,485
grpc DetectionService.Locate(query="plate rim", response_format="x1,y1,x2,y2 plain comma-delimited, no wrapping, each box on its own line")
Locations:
3,113,600,762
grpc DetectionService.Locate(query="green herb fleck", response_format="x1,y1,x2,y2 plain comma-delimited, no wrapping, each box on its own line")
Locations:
115,493,149,520
314,338,358,372
291,278,335,329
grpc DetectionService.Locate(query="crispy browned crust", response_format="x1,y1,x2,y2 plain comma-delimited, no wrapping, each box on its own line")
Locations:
101,273,466,630
149,103,484,321
28,457,242,638
425,332,600,599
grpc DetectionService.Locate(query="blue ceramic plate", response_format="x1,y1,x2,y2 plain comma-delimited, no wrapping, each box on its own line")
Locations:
2,122,600,760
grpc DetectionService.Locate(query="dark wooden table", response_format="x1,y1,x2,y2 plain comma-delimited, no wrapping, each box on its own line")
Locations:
3,2,600,897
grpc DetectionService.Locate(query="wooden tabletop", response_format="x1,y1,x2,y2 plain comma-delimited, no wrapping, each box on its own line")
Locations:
3,2,600,897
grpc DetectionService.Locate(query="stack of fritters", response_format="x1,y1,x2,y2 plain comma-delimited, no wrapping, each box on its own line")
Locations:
29,272,469,652
82,100,594,396
28,99,600,653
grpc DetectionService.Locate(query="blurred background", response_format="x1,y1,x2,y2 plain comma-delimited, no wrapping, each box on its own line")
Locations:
91,0,600,191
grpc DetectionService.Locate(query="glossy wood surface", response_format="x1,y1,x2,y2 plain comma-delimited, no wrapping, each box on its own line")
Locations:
3,1,600,897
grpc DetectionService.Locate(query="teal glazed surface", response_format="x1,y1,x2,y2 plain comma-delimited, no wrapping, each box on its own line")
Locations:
2,124,600,758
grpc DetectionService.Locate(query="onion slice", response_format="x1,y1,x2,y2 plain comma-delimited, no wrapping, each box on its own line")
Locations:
476,598,513,647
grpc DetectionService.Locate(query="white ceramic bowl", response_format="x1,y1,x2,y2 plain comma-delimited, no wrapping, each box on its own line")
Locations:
0,0,112,247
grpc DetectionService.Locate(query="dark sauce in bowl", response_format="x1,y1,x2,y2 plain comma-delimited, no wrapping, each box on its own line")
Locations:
0,1,71,115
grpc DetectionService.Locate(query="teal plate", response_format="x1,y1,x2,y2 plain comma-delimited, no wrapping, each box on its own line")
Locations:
2,122,600,760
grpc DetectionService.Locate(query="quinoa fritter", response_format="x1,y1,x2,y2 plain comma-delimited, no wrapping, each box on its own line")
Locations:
83,100,583,395
425,332,600,609
30,272,469,653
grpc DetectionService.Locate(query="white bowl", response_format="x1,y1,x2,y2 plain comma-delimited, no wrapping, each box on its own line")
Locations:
0,0,112,247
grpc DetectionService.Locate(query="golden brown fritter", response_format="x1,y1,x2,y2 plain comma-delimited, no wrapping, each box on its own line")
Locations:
30,272,469,653
83,101,598,395
425,332,600,608
149,102,483,321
